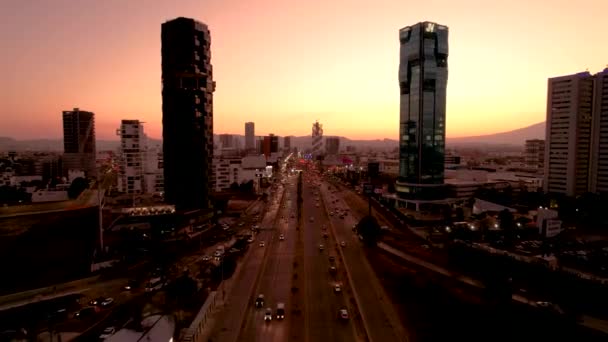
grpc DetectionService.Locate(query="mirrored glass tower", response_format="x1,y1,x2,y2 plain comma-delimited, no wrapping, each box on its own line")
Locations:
396,21,448,199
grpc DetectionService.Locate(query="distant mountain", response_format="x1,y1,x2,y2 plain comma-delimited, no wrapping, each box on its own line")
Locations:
446,122,545,146
0,122,545,152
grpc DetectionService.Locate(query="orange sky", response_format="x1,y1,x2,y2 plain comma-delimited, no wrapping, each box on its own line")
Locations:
1,0,606,140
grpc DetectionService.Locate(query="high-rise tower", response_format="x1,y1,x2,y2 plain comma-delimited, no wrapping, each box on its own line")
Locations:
62,108,96,178
245,122,255,151
312,121,323,158
396,22,449,199
162,17,215,210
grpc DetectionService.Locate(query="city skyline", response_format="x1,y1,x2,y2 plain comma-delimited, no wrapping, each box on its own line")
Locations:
1,0,607,140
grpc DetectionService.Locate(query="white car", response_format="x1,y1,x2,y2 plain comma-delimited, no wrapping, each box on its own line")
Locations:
101,297,114,307
340,241,346,247
339,309,349,320
279,234,285,241
99,326,115,339
259,241,265,247
319,244,324,251
202,255,211,261
334,284,342,292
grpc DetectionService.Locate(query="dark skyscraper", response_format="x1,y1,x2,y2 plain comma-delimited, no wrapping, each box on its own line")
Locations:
161,17,215,210
396,21,448,199
245,122,255,151
62,108,96,177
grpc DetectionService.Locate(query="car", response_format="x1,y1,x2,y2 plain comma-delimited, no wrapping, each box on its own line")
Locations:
264,308,273,321
99,326,116,339
255,294,265,308
334,284,342,292
89,297,105,306
123,279,138,291
323,232,328,239
329,256,335,262
238,222,244,227
247,237,255,243
329,211,334,216
74,307,96,319
101,297,114,307
322,225,327,230
309,216,314,222
339,308,349,320
340,241,346,247
202,255,211,261
329,266,337,274
276,302,286,320
279,234,285,241
259,241,265,247
319,244,324,251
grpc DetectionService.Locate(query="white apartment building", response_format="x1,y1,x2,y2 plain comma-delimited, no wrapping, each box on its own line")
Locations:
143,143,164,194
590,68,608,195
117,120,144,194
545,69,608,196
212,156,242,192
544,72,594,196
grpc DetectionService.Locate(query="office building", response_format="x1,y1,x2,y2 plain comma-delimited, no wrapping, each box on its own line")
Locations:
283,136,291,152
117,120,144,194
396,21,449,199
245,122,255,151
590,68,608,195
62,108,96,177
161,17,215,210
325,136,340,155
525,139,545,170
544,72,594,196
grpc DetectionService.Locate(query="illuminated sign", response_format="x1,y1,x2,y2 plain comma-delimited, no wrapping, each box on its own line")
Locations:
425,22,435,32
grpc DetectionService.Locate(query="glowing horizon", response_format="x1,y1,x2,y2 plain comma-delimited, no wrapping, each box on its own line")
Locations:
1,0,606,141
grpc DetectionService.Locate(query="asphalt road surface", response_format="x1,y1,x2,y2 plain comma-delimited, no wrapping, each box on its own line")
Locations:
238,174,298,341
299,177,358,342
319,179,408,342
206,177,288,342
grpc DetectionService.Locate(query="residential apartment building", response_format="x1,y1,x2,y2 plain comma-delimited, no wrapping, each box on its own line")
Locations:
544,71,595,196
117,120,144,194
525,139,545,170
162,17,215,210
590,68,608,195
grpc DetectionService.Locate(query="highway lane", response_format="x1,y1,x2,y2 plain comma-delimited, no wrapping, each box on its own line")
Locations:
319,181,408,342
206,182,287,342
238,174,298,341
301,176,357,342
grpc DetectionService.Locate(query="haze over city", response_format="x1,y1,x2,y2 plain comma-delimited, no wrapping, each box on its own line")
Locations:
1,0,607,140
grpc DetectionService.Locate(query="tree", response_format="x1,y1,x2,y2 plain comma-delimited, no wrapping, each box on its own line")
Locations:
67,177,89,199
358,215,381,247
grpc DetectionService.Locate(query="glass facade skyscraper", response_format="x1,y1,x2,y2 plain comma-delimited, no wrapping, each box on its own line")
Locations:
396,22,448,199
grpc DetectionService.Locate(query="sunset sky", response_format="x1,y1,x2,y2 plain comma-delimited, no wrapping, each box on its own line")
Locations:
1,0,606,140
